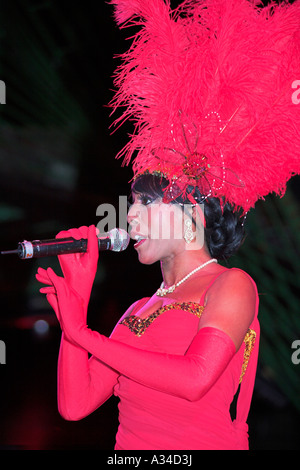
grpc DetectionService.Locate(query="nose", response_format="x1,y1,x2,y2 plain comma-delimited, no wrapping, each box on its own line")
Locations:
127,202,141,224
127,203,144,239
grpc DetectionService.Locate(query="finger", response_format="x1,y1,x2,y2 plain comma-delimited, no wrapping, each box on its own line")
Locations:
36,273,49,284
37,267,49,277
88,225,99,254
40,286,56,294
55,230,72,240
68,227,87,240
78,226,90,238
36,270,52,284
65,226,89,242
56,226,89,241
57,228,88,265
76,225,98,268
46,267,63,288
36,268,53,285
73,227,90,257
46,294,60,321
46,267,69,297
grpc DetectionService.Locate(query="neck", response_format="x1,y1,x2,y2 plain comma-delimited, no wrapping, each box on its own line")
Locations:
160,249,214,288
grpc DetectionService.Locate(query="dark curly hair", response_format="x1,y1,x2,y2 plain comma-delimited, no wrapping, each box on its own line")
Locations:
131,173,245,260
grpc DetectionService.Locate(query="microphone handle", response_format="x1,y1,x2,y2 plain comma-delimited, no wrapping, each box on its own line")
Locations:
16,237,111,259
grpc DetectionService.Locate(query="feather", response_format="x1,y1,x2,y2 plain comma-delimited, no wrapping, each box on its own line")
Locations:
110,0,300,212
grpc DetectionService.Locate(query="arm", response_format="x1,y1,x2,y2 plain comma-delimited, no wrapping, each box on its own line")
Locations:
57,335,119,421
56,300,141,421
40,268,256,402
36,225,129,421
73,325,236,402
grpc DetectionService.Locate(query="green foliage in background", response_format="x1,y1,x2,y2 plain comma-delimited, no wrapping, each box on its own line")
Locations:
227,189,300,411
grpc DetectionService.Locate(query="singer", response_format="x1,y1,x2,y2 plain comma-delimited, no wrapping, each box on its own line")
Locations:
36,177,258,450
36,0,300,451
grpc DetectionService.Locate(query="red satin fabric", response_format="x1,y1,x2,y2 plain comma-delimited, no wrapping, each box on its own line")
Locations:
110,273,259,450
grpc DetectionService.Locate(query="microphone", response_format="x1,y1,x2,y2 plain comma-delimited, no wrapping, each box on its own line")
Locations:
1,228,130,259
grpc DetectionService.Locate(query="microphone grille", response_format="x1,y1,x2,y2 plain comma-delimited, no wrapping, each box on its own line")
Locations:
110,228,130,252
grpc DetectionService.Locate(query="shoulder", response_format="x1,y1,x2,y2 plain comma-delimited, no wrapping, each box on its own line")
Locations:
207,267,257,299
200,268,258,350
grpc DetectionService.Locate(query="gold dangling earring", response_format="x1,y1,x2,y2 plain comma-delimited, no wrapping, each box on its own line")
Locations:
184,218,194,244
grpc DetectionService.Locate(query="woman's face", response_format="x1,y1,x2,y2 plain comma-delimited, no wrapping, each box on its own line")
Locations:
127,192,187,264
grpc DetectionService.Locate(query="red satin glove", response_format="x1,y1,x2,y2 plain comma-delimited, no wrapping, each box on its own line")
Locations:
78,326,236,402
38,269,236,402
37,266,87,342
55,225,99,308
36,227,119,421
36,225,98,317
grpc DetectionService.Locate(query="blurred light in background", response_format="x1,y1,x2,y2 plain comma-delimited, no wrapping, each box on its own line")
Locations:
33,319,49,336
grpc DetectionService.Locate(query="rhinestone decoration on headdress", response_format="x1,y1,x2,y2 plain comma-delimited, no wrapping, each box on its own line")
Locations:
110,0,300,213
141,110,245,204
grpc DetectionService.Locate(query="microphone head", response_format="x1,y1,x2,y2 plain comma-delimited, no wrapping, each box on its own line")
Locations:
109,228,130,252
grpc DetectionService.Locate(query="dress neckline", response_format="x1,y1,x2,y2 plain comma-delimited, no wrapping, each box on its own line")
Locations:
120,301,205,337
132,300,204,318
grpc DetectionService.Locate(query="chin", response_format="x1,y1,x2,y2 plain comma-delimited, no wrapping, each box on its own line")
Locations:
137,255,158,265
136,250,160,265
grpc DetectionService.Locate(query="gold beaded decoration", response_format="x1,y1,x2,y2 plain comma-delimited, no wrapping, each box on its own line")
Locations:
120,302,205,337
239,328,256,384
120,302,256,384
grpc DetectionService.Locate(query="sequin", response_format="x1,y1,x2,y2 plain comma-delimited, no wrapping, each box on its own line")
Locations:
120,301,256,384
120,302,204,337
239,329,256,384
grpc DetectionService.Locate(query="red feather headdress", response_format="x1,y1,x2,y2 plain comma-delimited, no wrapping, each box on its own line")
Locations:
110,0,300,213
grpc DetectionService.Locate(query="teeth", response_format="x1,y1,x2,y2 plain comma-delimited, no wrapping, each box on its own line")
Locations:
134,235,144,241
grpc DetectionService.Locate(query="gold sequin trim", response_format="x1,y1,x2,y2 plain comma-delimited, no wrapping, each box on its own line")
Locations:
120,302,205,337
121,304,256,384
239,328,256,384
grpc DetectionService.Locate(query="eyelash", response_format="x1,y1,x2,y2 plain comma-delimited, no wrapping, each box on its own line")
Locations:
128,195,154,208
140,195,153,205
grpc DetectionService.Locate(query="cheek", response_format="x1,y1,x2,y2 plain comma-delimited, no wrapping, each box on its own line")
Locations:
172,214,185,240
148,207,184,241
163,210,184,241
128,205,150,235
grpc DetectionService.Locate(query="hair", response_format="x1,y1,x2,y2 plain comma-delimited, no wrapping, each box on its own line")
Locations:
131,173,246,260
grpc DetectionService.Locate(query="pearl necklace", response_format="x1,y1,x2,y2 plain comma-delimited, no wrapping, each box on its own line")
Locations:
156,259,218,297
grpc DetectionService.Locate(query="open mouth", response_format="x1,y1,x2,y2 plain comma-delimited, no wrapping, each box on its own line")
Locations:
133,234,147,249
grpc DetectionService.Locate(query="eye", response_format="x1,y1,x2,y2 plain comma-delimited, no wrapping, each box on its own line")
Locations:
140,195,154,206
129,193,154,207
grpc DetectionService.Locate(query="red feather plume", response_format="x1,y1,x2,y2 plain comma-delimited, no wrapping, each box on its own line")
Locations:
110,0,300,212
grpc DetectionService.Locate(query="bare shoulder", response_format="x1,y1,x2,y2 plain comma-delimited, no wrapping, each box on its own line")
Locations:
200,268,258,350
208,267,257,299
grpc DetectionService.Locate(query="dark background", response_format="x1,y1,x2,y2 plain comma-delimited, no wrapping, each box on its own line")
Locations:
0,0,299,450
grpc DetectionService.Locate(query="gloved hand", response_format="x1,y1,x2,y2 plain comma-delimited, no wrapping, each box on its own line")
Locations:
36,225,99,311
38,263,237,401
38,267,87,343
36,227,119,421
36,224,99,336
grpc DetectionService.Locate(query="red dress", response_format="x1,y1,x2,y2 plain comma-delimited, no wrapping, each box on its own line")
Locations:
110,270,260,450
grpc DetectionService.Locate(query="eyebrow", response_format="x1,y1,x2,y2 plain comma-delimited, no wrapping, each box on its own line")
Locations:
131,192,154,202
